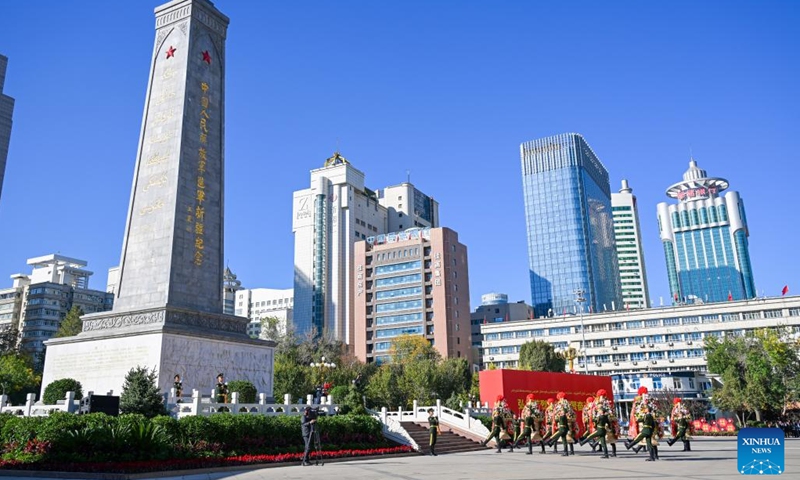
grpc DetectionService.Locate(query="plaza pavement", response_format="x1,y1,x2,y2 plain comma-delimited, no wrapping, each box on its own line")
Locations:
1,438,798,480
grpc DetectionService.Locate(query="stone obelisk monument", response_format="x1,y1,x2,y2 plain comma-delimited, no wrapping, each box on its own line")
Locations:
42,0,274,397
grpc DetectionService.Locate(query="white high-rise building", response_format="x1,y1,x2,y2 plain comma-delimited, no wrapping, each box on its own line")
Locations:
234,288,293,338
612,180,650,309
292,152,438,343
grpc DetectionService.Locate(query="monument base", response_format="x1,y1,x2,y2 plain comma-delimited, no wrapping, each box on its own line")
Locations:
41,306,274,400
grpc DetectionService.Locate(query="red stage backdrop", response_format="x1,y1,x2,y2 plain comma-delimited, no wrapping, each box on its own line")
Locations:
479,369,613,435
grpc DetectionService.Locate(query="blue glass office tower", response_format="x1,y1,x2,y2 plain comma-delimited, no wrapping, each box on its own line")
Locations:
656,160,755,304
521,133,622,318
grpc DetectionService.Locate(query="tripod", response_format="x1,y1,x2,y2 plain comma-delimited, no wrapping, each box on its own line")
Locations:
310,424,324,466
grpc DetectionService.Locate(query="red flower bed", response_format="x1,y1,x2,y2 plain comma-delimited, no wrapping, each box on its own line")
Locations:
0,446,414,473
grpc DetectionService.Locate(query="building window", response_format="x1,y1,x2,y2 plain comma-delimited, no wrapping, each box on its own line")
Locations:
548,327,571,336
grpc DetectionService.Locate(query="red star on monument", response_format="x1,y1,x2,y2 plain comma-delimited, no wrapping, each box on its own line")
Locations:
166,46,176,59
202,50,212,64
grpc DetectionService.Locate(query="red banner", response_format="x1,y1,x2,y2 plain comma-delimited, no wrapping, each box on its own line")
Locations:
479,369,613,436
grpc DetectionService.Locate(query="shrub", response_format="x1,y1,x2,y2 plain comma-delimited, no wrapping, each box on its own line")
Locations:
227,380,257,403
0,413,387,464
119,366,166,418
42,378,83,405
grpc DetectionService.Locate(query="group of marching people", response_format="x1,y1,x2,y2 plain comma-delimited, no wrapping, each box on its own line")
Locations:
480,386,694,461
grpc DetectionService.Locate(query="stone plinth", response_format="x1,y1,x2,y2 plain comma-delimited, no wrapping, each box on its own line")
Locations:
42,307,274,397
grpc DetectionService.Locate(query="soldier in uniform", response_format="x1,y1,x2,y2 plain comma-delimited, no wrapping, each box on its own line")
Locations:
581,396,598,452
625,404,658,461
427,408,441,456
580,389,613,458
510,414,522,450
627,386,648,454
481,396,512,453
541,397,556,453
546,392,575,456
668,397,692,451
512,394,543,454
215,373,229,403
173,374,183,403
606,397,619,457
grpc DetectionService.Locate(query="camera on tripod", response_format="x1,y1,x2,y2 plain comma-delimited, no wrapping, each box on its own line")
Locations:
306,406,326,421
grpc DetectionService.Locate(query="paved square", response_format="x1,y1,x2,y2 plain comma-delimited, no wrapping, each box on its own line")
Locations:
2,438,798,480
162,438,797,480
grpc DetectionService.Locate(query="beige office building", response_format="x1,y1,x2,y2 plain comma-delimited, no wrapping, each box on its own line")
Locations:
353,227,471,364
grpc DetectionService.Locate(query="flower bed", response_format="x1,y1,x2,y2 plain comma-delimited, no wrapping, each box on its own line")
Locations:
0,445,414,473
0,412,401,470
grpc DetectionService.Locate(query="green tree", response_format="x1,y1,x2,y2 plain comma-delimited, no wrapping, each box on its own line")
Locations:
518,340,566,372
119,366,166,418
273,353,313,402
705,329,800,425
43,378,84,404
0,324,20,355
0,353,41,403
390,334,440,364
227,380,257,403
55,306,84,338
365,364,403,409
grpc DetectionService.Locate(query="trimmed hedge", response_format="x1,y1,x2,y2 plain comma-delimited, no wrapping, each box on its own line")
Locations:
227,380,257,403
0,412,387,464
42,379,83,405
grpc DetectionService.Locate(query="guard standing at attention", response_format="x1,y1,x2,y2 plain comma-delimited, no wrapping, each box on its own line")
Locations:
428,408,441,456
173,374,183,402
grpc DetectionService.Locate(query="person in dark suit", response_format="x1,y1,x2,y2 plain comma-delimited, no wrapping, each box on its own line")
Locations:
301,407,317,466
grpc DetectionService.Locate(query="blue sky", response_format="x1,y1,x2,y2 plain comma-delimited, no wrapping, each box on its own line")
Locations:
0,1,798,310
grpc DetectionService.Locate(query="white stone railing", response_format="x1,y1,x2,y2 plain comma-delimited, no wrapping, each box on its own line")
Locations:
168,390,339,419
0,392,80,417
373,399,490,443
369,408,419,451
0,390,337,418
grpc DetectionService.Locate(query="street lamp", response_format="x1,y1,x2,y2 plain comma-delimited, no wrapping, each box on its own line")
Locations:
574,289,589,373
310,356,337,387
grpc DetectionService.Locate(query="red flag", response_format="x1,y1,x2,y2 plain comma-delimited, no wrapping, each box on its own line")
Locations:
483,315,487,325
782,285,789,296
563,308,567,317
727,292,733,301
505,311,509,323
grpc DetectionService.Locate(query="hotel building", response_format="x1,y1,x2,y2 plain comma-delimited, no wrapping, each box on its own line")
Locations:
657,159,755,304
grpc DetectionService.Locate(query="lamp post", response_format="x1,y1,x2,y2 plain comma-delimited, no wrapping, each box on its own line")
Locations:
574,289,589,373
310,356,337,388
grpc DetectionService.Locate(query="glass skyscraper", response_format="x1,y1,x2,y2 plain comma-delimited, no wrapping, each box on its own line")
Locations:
656,159,755,304
520,133,622,318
